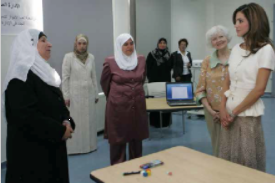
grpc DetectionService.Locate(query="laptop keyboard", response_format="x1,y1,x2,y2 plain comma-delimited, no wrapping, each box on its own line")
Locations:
168,101,196,106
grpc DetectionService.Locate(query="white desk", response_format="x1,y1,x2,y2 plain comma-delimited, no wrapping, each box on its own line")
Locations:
90,146,275,183
146,98,203,136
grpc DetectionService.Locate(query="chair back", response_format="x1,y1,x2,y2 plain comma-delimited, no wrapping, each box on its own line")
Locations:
145,82,166,98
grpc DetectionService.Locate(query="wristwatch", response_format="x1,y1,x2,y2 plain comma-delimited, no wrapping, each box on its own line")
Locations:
229,111,237,118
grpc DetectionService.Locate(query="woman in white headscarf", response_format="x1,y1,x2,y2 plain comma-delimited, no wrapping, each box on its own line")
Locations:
62,34,99,154
3,29,75,183
100,33,149,165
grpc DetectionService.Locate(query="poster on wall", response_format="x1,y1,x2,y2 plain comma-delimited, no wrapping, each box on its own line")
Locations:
1,0,43,35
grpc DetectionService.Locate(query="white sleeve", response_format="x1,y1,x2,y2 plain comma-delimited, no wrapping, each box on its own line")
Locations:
91,55,99,99
62,54,71,100
258,44,275,71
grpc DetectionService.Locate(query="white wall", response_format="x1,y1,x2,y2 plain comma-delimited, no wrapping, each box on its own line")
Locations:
112,0,130,46
1,36,16,162
136,0,171,57
207,0,274,55
171,0,207,59
171,0,275,59
43,0,113,92
212,0,275,92
171,0,275,92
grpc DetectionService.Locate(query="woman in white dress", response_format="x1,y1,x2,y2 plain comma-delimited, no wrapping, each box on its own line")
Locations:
219,3,275,171
62,34,99,154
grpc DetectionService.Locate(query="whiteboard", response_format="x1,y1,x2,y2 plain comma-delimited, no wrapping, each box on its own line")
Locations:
1,0,43,35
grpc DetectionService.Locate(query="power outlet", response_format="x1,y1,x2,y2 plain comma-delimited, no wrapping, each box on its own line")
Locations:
192,60,203,68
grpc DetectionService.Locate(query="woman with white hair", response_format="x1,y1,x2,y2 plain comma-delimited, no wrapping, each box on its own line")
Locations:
195,25,231,156
62,34,99,154
100,33,149,165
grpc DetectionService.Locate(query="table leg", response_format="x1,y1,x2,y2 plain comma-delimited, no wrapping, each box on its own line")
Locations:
147,112,151,140
160,111,163,138
168,112,172,128
182,111,185,134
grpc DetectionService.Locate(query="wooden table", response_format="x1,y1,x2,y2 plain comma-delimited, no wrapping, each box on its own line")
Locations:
146,98,203,135
90,146,275,183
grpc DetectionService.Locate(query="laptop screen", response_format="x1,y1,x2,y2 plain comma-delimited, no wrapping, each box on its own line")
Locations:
166,83,194,101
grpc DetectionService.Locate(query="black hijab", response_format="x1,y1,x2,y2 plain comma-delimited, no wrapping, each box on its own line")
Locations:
151,38,170,66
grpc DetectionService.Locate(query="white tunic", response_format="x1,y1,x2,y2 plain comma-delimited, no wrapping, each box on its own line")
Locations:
225,44,275,117
62,52,99,154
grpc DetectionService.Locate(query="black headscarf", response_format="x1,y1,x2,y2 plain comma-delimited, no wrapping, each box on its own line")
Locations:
151,38,170,66
38,32,47,39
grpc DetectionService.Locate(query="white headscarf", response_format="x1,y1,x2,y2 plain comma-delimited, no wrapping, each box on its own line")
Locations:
2,29,61,123
2,29,61,93
114,33,138,70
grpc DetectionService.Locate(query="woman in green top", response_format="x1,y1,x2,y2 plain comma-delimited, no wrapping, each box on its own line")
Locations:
195,25,231,156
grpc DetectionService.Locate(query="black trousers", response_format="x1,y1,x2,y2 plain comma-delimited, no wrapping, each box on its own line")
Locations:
177,74,192,82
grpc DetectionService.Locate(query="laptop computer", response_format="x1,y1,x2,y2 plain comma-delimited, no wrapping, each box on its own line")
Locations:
166,82,197,106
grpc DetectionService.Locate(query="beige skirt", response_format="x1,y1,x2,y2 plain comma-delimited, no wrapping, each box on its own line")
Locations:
219,116,266,171
204,108,221,157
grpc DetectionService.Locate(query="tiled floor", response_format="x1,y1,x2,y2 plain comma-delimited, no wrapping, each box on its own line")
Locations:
1,98,275,183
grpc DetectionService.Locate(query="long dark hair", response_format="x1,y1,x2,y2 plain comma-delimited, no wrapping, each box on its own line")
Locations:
233,3,274,55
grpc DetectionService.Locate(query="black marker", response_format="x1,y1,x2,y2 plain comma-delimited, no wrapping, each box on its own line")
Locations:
123,171,141,176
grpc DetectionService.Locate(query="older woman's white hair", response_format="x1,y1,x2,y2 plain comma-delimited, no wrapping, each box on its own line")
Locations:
205,25,232,48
